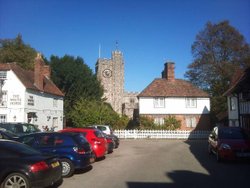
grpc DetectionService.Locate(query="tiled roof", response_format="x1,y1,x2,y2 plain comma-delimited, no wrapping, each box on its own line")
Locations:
138,78,209,97
0,63,64,97
224,67,250,96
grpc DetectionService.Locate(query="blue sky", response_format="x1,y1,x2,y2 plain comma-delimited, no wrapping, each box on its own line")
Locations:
0,0,250,92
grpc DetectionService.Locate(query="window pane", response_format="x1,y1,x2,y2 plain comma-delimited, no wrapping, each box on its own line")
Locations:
154,98,165,108
186,98,197,108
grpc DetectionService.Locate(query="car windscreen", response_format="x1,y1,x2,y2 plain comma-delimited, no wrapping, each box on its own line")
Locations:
220,128,250,139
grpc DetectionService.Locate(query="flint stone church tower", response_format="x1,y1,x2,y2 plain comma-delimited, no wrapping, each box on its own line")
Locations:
96,50,139,119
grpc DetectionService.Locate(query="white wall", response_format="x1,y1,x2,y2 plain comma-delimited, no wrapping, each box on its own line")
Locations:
0,70,64,131
139,97,210,115
25,90,64,131
0,70,26,122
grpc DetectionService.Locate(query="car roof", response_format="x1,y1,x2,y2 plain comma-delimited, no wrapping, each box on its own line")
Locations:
18,131,81,137
63,127,99,131
91,125,110,127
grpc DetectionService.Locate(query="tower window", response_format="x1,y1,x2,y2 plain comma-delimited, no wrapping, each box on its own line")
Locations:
130,98,135,104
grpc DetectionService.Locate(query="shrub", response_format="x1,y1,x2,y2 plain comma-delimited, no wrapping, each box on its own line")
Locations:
163,115,181,130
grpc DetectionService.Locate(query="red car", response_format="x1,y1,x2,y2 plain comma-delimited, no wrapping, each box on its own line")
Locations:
208,126,250,162
60,128,107,160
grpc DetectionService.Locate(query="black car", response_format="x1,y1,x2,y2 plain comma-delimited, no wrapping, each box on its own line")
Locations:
103,133,115,154
0,128,18,140
0,123,40,136
0,139,62,188
17,132,94,177
109,133,119,148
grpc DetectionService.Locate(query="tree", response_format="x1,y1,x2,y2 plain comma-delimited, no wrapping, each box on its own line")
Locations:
185,21,250,117
0,34,37,69
49,55,104,125
68,98,120,127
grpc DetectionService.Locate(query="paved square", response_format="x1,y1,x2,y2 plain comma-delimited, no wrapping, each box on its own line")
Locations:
60,139,250,188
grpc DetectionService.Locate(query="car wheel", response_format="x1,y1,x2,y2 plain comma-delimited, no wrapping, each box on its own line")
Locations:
1,172,30,188
61,158,75,178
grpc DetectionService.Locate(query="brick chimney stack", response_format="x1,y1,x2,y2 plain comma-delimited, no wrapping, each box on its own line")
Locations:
162,62,175,81
34,53,50,90
42,65,51,79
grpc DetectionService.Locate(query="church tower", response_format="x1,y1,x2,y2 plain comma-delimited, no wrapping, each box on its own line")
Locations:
96,50,124,115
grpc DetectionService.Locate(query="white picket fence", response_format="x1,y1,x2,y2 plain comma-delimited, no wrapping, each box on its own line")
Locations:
114,129,210,140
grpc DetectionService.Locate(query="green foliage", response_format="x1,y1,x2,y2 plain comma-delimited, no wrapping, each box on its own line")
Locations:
163,116,181,130
114,116,130,130
139,116,155,130
185,20,250,116
68,98,120,127
49,55,103,101
0,34,37,70
139,115,181,130
125,119,140,130
48,55,103,125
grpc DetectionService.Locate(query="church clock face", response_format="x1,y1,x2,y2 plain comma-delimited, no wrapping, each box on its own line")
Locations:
102,69,112,78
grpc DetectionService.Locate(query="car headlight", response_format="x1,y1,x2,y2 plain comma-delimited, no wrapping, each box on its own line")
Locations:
220,143,231,150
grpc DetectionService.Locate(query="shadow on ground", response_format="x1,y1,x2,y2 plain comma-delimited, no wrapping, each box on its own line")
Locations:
127,140,250,188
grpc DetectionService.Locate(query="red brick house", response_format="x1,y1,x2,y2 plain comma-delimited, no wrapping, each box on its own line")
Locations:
138,62,211,130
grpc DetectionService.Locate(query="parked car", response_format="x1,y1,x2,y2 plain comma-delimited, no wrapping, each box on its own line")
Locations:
90,125,113,135
89,125,119,148
60,128,107,160
107,133,119,148
17,132,93,177
0,128,18,140
208,126,250,162
0,139,62,188
103,133,115,153
0,123,40,136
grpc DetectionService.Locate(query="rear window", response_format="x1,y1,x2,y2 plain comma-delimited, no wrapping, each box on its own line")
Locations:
220,128,250,139
73,134,89,145
94,130,105,138
97,126,106,131
18,135,36,146
37,134,75,147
